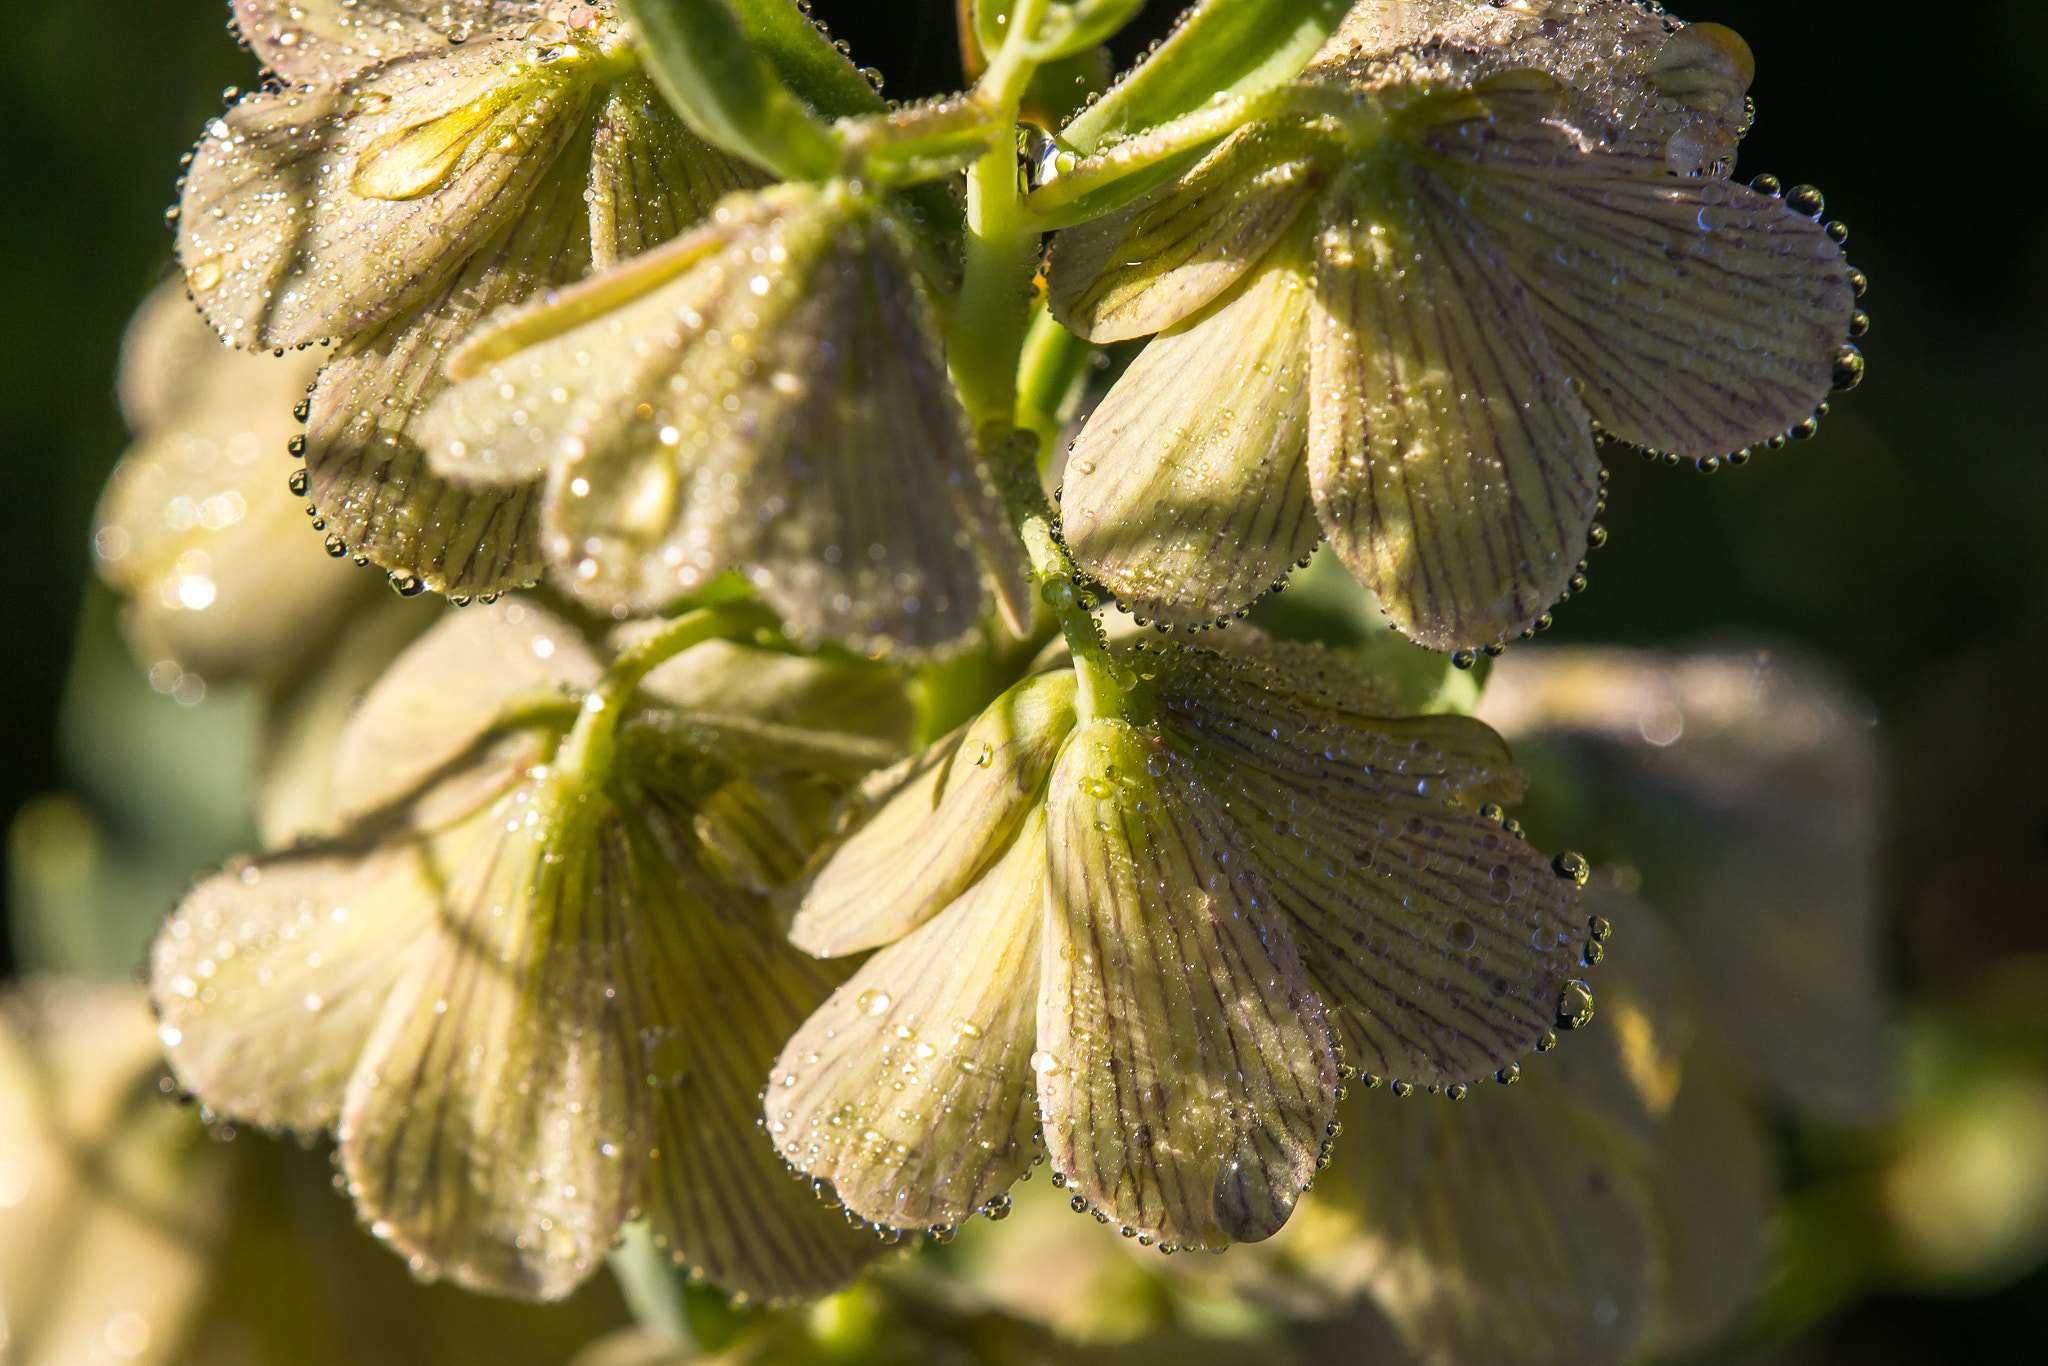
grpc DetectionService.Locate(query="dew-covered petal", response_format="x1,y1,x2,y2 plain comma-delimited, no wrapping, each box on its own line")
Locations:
152,839,442,1133
1332,1067,1658,1366
768,807,1047,1231
94,285,370,684
1443,119,1854,457
588,74,767,269
1132,637,1586,1086
180,40,596,351
1307,169,1600,651
230,1,534,85
1047,122,1326,343
1040,719,1337,1249
618,798,885,1302
1062,253,1321,628
302,122,599,595
339,779,643,1301
792,670,1078,957
333,597,599,824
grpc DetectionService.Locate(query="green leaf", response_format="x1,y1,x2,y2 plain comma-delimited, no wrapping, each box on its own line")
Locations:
1060,0,1349,153
618,0,839,180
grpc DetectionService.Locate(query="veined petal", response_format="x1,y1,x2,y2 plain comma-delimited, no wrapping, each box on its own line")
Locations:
1047,122,1327,343
1133,638,1586,1086
768,807,1047,1230
303,123,597,596
333,597,599,824
636,638,915,747
618,797,885,1302
1450,138,1853,457
152,838,443,1133
339,776,643,1300
230,1,533,85
94,285,369,684
588,74,768,269
1040,719,1337,1249
1332,1068,1658,1366
1307,167,1600,651
180,40,596,350
793,670,1078,957
1062,251,1322,628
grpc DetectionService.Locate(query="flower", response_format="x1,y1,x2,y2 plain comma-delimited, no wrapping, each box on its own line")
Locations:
766,634,1592,1249
92,283,372,686
179,1,764,596
151,598,906,1301
1048,3,1861,651
416,181,1033,656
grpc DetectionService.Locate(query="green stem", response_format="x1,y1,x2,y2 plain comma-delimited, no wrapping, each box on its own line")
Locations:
1014,302,1091,455
1021,518,1125,722
555,604,767,780
608,1222,693,1348
1023,83,1287,219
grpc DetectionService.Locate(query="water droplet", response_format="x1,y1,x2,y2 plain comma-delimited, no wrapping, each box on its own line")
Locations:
1556,981,1595,1030
857,989,892,1017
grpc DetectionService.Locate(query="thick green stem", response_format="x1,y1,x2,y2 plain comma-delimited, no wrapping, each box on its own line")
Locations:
555,604,767,781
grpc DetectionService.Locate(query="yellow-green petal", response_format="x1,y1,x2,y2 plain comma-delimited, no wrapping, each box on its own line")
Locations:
230,1,527,85
1136,637,1587,1087
151,838,444,1133
1307,169,1600,651
1040,718,1338,1249
793,670,1078,957
588,74,769,269
332,597,599,825
1047,122,1326,343
768,808,1048,1230
1061,251,1321,629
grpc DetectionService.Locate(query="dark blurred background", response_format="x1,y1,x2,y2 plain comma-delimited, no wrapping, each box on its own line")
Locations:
3,1,2044,1360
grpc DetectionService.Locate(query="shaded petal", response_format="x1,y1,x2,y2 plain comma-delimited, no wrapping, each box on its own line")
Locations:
1047,122,1326,343
94,285,369,684
180,41,594,350
1307,168,1600,650
768,808,1048,1230
152,838,442,1132
1040,719,1337,1249
619,798,886,1302
792,670,1078,957
588,74,768,269
302,127,596,595
1644,1047,1774,1358
1541,890,1689,1149
339,779,643,1300
1477,646,1893,1122
1331,1068,1658,1366
1133,637,1588,1087
635,637,915,748
1441,117,1854,457
1062,253,1321,628
230,0,532,85
333,597,599,824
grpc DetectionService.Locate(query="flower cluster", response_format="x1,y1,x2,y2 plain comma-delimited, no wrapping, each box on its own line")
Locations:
109,0,1874,1357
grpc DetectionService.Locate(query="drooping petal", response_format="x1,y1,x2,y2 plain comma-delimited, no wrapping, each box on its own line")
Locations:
1133,637,1588,1087
230,1,534,85
1307,165,1600,651
339,777,643,1300
1439,115,1855,457
1040,719,1337,1249
792,670,1078,957
301,127,597,595
768,808,1048,1231
152,837,445,1133
179,40,596,350
332,597,599,825
617,797,886,1302
1061,251,1322,628
1330,1068,1658,1366
94,285,369,685
588,74,768,269
1047,122,1327,343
